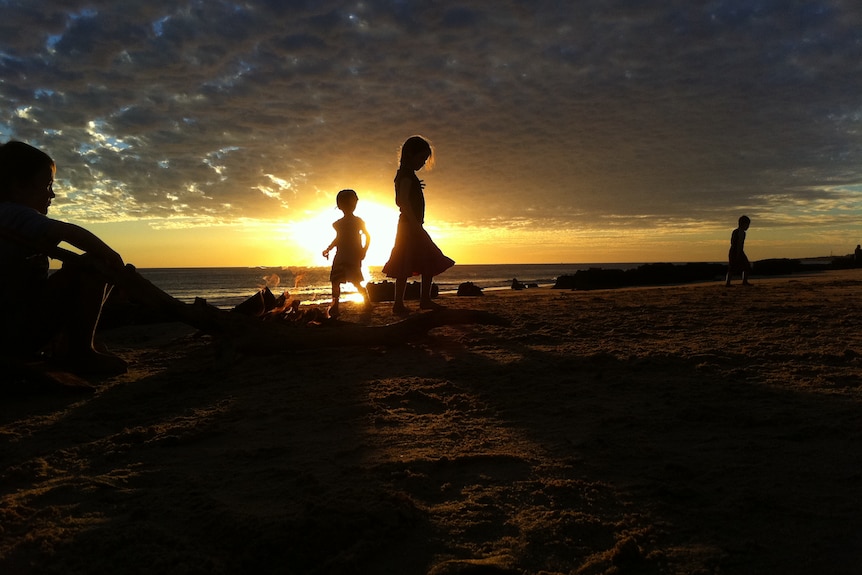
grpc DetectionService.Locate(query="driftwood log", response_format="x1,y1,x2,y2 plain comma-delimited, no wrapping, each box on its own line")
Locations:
120,268,508,352
40,245,509,354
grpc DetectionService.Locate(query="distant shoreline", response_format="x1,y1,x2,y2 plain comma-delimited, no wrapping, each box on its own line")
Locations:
550,257,859,291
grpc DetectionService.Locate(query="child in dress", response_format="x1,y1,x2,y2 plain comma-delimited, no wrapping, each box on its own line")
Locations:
322,189,370,318
382,135,455,314
725,215,752,286
0,141,127,374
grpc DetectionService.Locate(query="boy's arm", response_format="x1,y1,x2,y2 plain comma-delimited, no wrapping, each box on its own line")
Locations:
360,219,370,257
731,229,744,257
47,220,124,270
323,234,338,259
323,222,338,258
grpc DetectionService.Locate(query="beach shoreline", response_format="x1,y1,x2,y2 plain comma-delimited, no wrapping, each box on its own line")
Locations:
3,270,862,574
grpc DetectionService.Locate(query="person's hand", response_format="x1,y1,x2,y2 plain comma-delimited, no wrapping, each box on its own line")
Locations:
322,248,330,260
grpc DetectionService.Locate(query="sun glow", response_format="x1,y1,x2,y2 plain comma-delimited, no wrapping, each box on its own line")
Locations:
286,200,399,268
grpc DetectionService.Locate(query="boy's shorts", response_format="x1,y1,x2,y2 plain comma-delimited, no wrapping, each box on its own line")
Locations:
330,260,364,285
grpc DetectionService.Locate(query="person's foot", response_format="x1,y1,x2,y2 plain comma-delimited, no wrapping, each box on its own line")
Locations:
419,299,445,311
392,303,410,316
327,304,340,319
742,281,753,286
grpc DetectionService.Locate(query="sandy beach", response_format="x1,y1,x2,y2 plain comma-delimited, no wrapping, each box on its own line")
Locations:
2,269,862,574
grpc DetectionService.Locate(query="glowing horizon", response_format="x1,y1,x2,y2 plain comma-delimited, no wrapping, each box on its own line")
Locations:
74,211,857,270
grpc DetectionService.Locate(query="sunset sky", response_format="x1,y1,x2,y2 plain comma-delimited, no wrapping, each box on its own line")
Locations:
2,1,861,268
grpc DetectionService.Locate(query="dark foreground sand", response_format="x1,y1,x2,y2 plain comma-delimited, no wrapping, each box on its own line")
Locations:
2,270,862,575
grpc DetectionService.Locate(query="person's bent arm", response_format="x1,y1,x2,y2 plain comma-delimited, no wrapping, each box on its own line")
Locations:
47,220,125,270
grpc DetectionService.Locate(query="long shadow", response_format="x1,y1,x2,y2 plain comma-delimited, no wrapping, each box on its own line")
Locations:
3,322,648,575
4,314,861,575
1,334,442,574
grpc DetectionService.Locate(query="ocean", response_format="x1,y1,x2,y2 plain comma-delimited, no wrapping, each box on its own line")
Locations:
136,263,644,308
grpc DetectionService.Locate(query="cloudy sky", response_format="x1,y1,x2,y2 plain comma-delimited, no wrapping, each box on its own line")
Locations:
2,0,861,267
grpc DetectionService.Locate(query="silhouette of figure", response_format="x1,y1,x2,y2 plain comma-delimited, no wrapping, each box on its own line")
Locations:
322,189,370,318
725,215,752,286
855,244,861,266
0,141,127,374
381,136,454,314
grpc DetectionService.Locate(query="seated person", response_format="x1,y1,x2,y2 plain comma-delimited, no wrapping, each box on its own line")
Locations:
0,141,127,375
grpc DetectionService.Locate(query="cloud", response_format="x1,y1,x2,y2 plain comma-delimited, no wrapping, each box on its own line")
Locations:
1,0,861,241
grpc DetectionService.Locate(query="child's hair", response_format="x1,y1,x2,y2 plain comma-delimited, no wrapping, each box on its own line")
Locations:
0,141,55,201
399,135,435,169
336,188,358,210
738,215,751,226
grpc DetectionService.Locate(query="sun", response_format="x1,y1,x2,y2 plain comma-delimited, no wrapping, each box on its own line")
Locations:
286,199,399,268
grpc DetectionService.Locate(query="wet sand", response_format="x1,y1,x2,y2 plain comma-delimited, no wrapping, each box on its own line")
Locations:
2,269,862,574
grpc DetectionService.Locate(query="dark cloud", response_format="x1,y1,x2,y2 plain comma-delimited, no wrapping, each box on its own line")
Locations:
1,0,860,247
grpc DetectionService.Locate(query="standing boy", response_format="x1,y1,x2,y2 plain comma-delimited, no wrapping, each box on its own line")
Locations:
322,189,370,318
726,215,752,287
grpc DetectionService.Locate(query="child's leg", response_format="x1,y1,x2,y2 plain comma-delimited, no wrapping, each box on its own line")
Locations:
329,282,341,317
359,284,371,307
420,274,432,302
419,274,444,310
393,278,408,313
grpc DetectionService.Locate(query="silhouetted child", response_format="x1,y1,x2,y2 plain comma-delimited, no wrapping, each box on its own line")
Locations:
0,141,128,375
322,189,370,318
381,135,455,314
725,215,752,286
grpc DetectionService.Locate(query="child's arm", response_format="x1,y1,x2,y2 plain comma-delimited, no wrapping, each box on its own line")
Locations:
730,229,743,257
359,219,370,259
322,223,338,259
322,238,336,259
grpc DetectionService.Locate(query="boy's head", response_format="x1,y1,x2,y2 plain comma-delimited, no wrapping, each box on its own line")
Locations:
336,189,358,212
0,141,56,212
738,215,751,229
